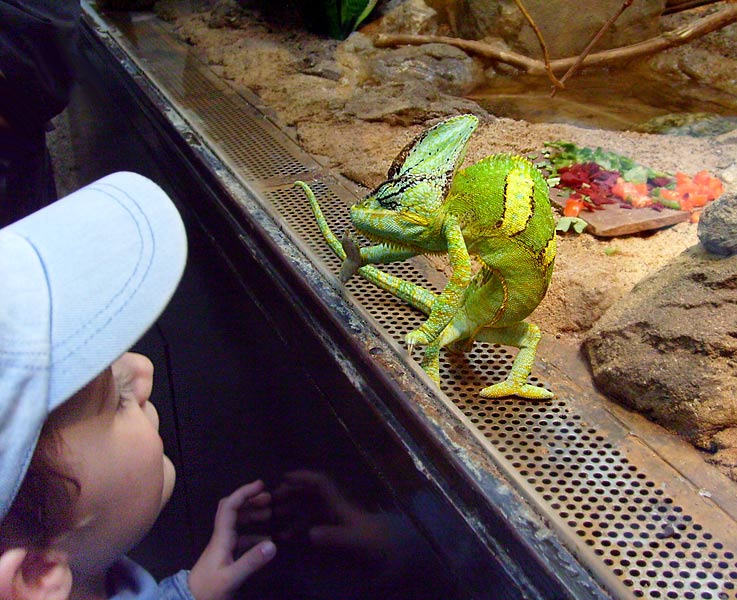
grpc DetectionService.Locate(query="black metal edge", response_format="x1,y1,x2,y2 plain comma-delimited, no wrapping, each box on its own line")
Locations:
78,15,618,600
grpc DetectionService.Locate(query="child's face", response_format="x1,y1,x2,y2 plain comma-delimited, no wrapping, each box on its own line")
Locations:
49,352,176,577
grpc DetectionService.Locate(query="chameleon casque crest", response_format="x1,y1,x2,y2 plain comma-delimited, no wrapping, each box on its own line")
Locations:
297,114,556,399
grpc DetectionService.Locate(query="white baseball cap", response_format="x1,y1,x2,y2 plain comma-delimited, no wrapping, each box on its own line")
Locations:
0,172,187,520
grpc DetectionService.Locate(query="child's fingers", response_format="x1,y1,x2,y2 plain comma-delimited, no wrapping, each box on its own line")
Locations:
212,481,267,544
237,491,271,521
238,506,272,526
226,480,266,508
228,540,277,589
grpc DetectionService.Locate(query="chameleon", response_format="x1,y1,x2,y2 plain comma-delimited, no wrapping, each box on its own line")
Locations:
296,114,556,399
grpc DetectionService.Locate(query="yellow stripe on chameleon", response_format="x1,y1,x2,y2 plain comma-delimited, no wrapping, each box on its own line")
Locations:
543,234,556,267
500,167,534,236
402,212,430,226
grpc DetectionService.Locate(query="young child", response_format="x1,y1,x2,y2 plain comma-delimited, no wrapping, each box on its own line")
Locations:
0,172,276,600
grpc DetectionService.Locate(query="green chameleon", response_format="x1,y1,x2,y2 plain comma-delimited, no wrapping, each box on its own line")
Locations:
296,114,556,399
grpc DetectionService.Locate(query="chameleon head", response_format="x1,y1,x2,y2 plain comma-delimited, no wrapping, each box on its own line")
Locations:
349,178,435,247
349,113,479,249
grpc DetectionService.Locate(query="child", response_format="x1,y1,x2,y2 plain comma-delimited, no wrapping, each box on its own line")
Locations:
0,172,277,600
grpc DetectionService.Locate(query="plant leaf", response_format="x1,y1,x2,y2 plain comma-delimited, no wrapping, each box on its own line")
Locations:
341,0,374,33
353,0,378,29
556,216,588,234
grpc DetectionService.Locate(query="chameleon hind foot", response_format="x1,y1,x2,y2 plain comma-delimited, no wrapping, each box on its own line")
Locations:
475,322,554,400
405,327,435,348
480,380,553,400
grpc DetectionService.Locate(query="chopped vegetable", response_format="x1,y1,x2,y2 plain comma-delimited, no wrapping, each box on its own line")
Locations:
611,178,651,208
543,141,724,215
563,195,584,217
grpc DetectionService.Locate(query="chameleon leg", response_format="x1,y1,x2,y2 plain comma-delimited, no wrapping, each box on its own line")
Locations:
406,216,472,348
474,322,553,400
357,267,437,315
420,318,467,386
420,341,442,384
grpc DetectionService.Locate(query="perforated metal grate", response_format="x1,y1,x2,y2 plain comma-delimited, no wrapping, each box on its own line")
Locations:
266,184,737,599
100,12,737,599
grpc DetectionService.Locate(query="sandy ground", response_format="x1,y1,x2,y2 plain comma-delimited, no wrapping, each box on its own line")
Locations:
146,0,737,348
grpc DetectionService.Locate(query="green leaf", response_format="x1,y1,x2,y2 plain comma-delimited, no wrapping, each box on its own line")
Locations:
545,141,668,182
622,165,649,184
340,0,375,34
353,0,378,29
322,0,342,38
556,216,588,234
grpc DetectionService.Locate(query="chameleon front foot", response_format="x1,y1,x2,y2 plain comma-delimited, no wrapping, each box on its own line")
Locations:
339,232,363,282
480,380,553,400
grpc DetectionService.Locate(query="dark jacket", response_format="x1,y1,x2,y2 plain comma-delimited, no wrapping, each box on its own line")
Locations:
0,1,80,138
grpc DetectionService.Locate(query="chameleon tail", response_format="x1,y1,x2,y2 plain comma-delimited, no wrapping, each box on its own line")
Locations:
295,181,347,260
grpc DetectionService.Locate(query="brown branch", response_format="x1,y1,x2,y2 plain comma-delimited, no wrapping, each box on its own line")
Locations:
512,0,562,88
373,1,737,75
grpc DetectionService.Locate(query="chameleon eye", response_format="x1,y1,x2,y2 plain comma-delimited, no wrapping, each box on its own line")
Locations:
373,182,403,210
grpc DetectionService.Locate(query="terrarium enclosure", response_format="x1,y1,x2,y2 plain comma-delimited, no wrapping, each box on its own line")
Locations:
53,1,737,598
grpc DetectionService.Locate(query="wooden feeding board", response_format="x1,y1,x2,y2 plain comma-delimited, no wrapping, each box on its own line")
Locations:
550,188,691,237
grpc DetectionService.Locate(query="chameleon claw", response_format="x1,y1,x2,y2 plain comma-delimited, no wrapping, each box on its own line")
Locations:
405,328,433,348
339,231,363,282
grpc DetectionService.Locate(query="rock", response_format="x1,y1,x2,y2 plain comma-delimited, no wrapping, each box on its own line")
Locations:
374,0,440,35
583,245,737,453
206,0,247,29
342,80,487,126
708,427,737,480
338,35,488,125
638,113,737,137
721,163,737,186
698,192,737,256
368,43,486,96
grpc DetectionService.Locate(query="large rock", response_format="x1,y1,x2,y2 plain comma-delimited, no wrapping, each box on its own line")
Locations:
583,245,737,453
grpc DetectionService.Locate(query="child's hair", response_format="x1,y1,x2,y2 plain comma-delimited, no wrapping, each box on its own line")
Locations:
0,421,78,552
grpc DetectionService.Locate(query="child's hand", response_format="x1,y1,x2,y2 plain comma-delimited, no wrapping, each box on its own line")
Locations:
188,480,276,600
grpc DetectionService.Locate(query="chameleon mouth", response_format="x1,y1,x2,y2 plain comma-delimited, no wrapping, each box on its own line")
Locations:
357,230,426,255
